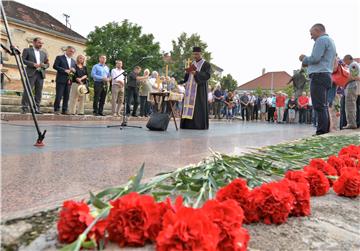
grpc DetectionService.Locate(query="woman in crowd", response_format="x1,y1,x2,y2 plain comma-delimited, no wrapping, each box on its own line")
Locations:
260,94,267,121
68,54,88,115
139,69,152,117
224,91,234,120
287,95,297,123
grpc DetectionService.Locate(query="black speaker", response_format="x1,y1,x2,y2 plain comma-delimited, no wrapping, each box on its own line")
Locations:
146,112,170,131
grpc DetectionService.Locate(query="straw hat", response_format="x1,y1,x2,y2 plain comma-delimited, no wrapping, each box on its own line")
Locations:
77,85,88,96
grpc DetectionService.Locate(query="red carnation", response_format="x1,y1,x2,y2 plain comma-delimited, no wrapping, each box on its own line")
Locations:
241,190,261,224
251,181,294,224
202,199,249,251
107,192,163,247
307,158,338,185
338,145,360,159
57,200,91,243
156,207,220,251
57,200,107,245
327,155,346,176
333,169,360,197
285,170,309,184
216,178,251,208
304,166,330,196
88,219,108,244
339,155,357,167
216,179,254,223
281,179,311,217
163,196,184,214
148,196,184,241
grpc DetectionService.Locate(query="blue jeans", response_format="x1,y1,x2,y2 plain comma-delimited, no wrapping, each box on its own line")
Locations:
226,107,233,119
310,73,331,135
327,83,337,107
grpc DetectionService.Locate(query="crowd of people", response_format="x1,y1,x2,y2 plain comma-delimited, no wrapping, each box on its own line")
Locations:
208,89,320,124
20,38,184,118
19,24,360,135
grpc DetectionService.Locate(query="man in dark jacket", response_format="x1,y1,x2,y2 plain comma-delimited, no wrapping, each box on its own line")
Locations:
21,37,49,114
53,46,76,115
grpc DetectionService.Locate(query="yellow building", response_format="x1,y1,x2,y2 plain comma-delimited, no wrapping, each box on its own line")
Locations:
1,0,87,94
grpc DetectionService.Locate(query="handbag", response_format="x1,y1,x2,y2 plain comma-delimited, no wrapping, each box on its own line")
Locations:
84,79,90,94
146,112,170,131
332,64,350,87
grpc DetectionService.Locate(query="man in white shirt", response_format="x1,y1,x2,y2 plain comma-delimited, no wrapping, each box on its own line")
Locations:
53,46,76,115
248,92,256,120
111,60,125,116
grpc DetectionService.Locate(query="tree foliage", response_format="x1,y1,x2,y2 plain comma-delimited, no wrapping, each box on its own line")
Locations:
85,20,163,73
220,74,238,91
170,32,212,81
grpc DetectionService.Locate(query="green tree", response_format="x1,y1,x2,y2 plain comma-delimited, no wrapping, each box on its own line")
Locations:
170,32,211,81
282,84,294,97
254,87,263,97
220,74,238,91
208,73,221,90
85,20,163,75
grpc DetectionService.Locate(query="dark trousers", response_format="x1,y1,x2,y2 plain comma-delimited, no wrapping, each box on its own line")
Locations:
268,107,275,122
139,96,149,116
299,108,307,123
22,72,44,111
340,95,347,129
0,73,4,89
253,105,259,120
54,82,70,112
249,105,254,120
213,102,222,119
241,106,249,121
310,73,331,135
283,109,288,122
126,86,139,115
93,82,108,114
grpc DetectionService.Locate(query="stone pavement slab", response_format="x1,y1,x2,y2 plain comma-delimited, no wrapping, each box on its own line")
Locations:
1,120,314,220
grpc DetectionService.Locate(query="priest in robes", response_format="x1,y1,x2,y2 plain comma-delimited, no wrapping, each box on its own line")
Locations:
180,47,211,130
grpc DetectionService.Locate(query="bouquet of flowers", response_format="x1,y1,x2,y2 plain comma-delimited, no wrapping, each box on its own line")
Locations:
67,71,75,85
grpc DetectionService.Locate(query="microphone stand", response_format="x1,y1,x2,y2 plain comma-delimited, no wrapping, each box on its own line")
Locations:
1,3,46,146
107,56,151,130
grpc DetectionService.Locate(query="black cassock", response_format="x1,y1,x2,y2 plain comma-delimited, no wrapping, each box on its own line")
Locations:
180,60,211,130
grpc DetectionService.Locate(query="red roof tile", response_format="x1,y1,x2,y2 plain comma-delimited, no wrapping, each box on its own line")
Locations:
237,71,292,90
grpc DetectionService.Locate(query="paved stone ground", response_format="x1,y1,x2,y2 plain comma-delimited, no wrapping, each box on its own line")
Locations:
1,120,314,220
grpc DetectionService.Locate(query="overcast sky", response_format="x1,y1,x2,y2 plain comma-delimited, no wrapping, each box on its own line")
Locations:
15,0,360,84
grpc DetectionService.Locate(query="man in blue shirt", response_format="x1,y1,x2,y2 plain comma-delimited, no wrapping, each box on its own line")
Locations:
299,23,336,135
91,55,110,116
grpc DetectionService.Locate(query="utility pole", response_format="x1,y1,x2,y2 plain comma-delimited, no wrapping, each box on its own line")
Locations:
63,13,71,29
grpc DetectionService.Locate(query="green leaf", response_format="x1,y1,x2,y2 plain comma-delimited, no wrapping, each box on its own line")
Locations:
60,241,78,251
95,187,123,199
131,163,145,192
81,240,96,249
90,191,108,209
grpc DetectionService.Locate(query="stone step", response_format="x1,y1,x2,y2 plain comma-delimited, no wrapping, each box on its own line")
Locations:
0,105,113,115
0,95,114,111
1,112,151,122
